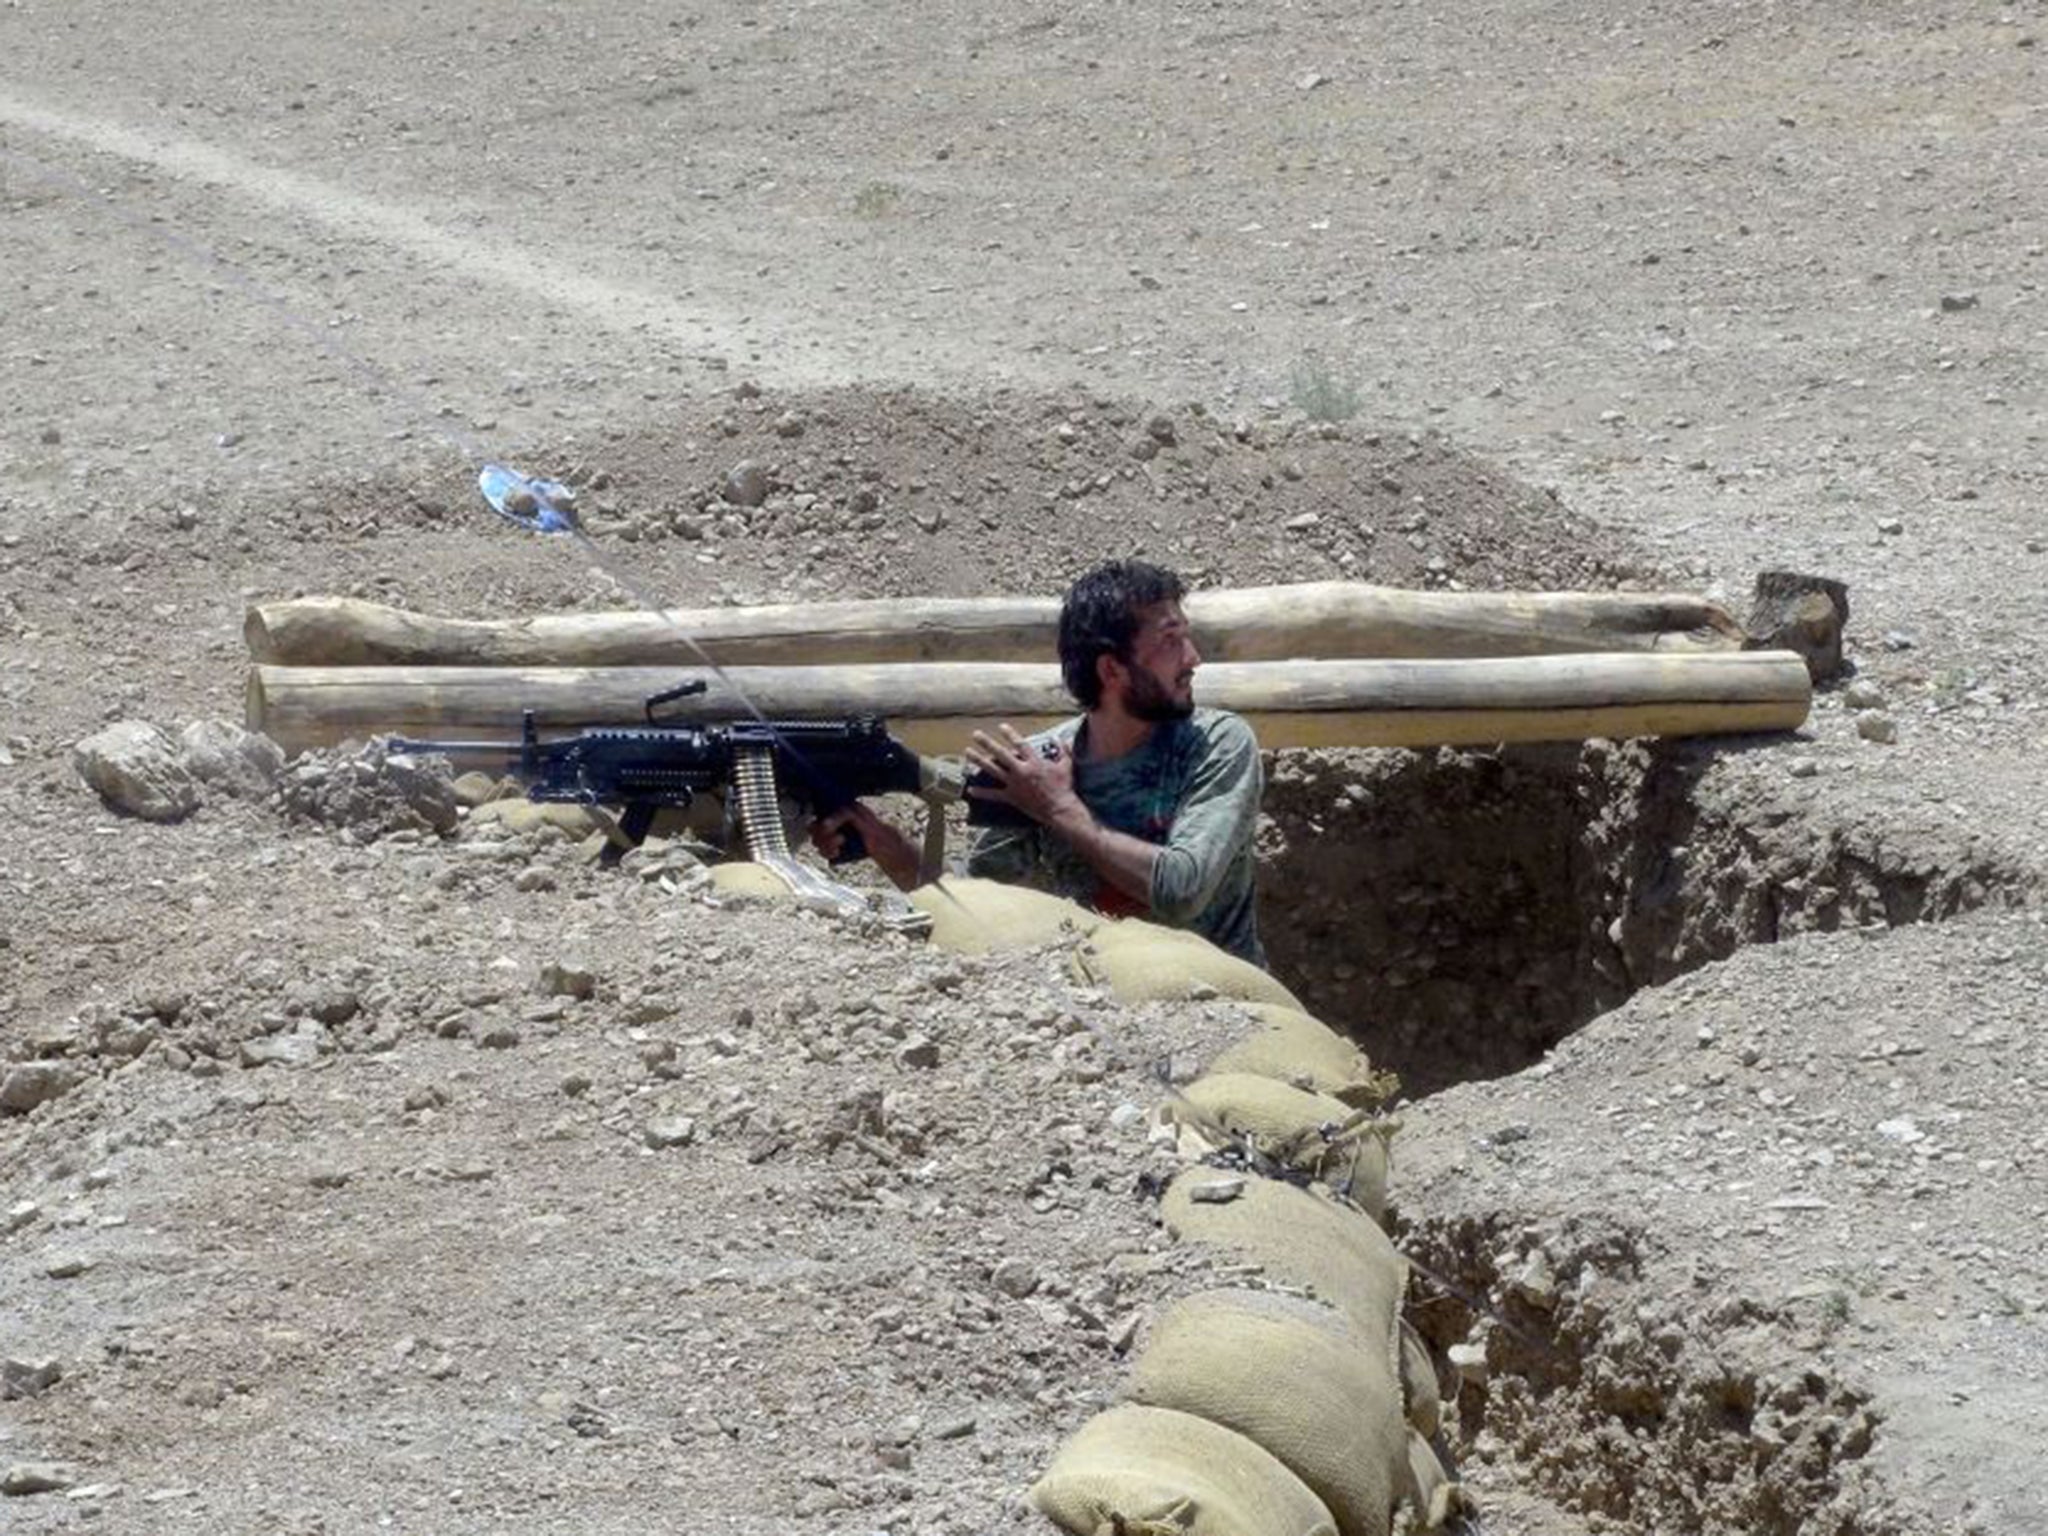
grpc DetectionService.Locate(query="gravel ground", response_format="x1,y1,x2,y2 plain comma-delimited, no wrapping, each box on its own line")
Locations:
3,1,2045,1531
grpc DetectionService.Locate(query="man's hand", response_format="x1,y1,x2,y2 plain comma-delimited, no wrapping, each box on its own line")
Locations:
809,802,922,892
967,724,1162,911
964,725,1082,827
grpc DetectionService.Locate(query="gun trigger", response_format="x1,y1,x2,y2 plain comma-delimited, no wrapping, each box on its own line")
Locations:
829,824,868,867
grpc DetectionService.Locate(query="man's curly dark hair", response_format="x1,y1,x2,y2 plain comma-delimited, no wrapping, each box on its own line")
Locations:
1057,559,1188,708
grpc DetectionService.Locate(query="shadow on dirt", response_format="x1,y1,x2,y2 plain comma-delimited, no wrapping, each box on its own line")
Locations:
1257,736,2036,1097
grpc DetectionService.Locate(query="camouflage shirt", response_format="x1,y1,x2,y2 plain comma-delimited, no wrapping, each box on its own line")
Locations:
965,707,1265,965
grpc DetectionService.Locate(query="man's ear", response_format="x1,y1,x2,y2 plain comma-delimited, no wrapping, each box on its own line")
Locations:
1094,650,1126,700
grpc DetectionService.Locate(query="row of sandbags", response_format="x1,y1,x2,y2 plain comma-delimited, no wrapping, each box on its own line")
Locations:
892,878,1465,1536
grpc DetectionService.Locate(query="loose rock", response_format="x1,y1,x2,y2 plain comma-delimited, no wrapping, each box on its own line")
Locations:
178,720,284,800
72,722,201,822
0,1357,63,1401
644,1116,697,1150
0,1062,81,1115
539,961,597,1001
895,1035,940,1070
2,1462,76,1497
991,1257,1039,1298
1511,1247,1559,1309
279,741,459,840
723,460,770,507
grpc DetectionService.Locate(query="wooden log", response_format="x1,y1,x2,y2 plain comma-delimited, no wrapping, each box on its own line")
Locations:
243,585,1744,668
247,651,1812,758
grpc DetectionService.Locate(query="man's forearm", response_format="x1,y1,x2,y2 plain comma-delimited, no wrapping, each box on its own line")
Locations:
1045,801,1159,907
864,819,924,891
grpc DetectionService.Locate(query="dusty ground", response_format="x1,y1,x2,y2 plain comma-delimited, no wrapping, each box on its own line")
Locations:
3,0,2046,1532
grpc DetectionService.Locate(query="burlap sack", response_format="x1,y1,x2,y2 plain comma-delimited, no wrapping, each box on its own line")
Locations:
706,860,802,901
908,876,1103,954
1070,920,1304,1010
1405,1429,1463,1531
1159,1169,1405,1355
1125,1289,1408,1536
1032,1403,1338,1536
470,799,712,841
469,799,607,837
1176,1072,1392,1221
1207,1004,1396,1109
1399,1319,1442,1437
451,770,505,809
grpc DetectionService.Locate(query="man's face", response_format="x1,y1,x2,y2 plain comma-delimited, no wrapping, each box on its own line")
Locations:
1110,600,1201,721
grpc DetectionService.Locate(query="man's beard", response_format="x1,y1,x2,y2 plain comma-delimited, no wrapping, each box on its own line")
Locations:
1127,667,1195,723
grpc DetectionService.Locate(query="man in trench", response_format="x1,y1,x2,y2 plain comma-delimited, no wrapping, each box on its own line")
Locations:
810,559,1268,967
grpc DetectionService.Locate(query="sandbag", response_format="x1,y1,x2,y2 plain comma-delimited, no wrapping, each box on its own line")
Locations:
470,798,717,841
1160,1169,1405,1353
1070,920,1304,1010
1208,1004,1396,1108
908,876,1103,954
706,861,804,901
1405,1430,1464,1532
1032,1403,1338,1536
470,799,608,837
1125,1289,1409,1536
451,770,508,808
1176,1072,1393,1221
1399,1319,1442,1437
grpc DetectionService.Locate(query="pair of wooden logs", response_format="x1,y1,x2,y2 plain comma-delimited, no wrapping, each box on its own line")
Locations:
243,581,1825,756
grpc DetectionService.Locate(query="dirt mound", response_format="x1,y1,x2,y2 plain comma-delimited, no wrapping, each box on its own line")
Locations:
200,381,1650,622
559,384,1649,603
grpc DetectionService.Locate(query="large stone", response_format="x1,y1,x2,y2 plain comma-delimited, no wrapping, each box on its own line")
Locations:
642,1116,696,1149
1,1462,76,1496
178,719,284,800
0,1062,81,1115
72,722,201,821
723,460,770,508
538,961,597,1001
239,1023,327,1070
0,1357,62,1401
288,980,361,1028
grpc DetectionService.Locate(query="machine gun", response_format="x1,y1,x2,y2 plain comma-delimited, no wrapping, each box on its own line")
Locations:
387,681,964,928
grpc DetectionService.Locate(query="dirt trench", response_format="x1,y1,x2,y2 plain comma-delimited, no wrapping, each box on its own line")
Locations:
1257,737,2035,1097
1251,743,2040,1534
